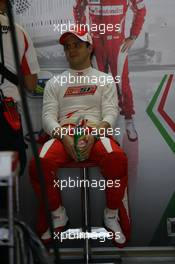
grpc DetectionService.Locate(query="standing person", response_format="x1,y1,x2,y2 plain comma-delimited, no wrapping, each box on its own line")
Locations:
29,28,131,248
73,0,146,141
0,0,40,175
0,0,39,101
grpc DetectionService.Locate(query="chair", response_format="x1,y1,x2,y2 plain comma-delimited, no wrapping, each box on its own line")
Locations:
60,161,122,264
60,161,97,264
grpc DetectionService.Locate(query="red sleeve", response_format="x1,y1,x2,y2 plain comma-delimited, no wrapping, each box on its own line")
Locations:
73,0,87,25
130,0,147,37
21,32,31,75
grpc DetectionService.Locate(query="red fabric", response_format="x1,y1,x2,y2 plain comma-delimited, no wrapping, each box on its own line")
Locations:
93,37,135,118
74,0,146,38
73,0,146,118
21,32,31,74
29,137,130,238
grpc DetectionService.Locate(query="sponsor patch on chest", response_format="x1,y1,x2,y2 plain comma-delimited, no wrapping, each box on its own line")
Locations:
89,5,124,16
64,85,97,97
88,0,100,4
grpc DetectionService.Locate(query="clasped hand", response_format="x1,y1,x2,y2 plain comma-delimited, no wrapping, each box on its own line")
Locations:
62,134,95,161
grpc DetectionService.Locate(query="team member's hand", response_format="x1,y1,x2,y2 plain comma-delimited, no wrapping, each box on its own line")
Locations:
97,121,110,137
121,37,135,53
62,135,78,161
79,135,95,160
99,121,110,129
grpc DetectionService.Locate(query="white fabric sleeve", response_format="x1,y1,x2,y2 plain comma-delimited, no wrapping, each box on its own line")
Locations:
101,81,119,128
42,79,61,136
20,27,40,74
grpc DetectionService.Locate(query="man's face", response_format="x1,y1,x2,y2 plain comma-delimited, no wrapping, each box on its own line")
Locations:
63,34,92,69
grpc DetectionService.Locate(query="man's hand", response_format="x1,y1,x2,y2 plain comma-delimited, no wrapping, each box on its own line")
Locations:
24,74,38,92
52,127,78,161
99,121,110,129
78,135,95,160
97,121,111,137
62,135,78,161
121,37,135,53
52,127,61,139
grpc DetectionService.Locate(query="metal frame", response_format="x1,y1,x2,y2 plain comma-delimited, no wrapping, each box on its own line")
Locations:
0,173,16,264
57,164,122,263
49,247,175,263
56,165,175,263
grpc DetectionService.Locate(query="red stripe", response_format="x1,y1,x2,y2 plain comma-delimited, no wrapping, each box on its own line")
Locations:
158,74,175,132
21,32,31,74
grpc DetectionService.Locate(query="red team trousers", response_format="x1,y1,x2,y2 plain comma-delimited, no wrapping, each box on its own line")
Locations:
29,136,130,239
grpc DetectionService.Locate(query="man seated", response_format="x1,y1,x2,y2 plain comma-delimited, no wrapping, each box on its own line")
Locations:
29,27,131,248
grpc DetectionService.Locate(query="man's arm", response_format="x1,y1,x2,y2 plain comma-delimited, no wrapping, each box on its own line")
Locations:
121,0,146,52
42,79,78,160
101,81,119,130
24,73,37,92
42,79,61,136
73,0,88,25
79,80,118,160
130,0,146,39
20,28,40,92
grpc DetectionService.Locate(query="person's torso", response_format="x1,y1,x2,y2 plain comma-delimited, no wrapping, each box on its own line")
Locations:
87,0,129,38
50,67,113,127
0,14,27,74
0,14,27,101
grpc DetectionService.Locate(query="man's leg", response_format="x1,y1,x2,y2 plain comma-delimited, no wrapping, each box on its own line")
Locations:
108,41,138,141
89,137,131,247
120,55,138,141
92,36,108,72
29,139,70,240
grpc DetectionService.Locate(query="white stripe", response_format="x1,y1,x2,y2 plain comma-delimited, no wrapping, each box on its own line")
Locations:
118,16,125,34
100,137,113,153
39,139,55,158
122,188,129,216
117,46,128,95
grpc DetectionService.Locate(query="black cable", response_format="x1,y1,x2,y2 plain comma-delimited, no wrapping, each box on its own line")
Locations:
0,22,5,84
5,1,60,263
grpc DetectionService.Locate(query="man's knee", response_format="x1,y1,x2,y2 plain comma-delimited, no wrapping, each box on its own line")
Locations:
106,149,127,162
29,157,38,181
29,156,52,181
116,150,128,165
104,150,128,178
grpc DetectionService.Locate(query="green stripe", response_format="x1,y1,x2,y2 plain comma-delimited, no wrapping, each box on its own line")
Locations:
147,75,167,111
150,192,175,245
146,75,175,153
147,75,175,244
